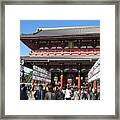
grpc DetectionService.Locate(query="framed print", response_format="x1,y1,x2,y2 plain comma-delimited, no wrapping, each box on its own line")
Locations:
0,0,119,119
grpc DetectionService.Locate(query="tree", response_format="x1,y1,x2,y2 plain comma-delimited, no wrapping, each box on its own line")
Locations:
24,71,33,83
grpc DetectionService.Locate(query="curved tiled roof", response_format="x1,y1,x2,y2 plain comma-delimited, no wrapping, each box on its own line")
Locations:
21,26,100,37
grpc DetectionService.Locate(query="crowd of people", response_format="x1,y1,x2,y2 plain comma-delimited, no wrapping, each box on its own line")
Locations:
20,84,100,100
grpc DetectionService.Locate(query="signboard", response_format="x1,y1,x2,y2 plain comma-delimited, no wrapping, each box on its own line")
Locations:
88,59,100,83
32,65,51,83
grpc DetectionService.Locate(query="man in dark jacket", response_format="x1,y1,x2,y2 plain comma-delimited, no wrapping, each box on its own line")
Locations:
34,85,45,100
55,86,64,100
20,84,28,100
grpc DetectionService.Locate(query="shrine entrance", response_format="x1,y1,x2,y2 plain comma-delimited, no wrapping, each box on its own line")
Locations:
51,69,80,88
63,72,78,88
51,72,61,86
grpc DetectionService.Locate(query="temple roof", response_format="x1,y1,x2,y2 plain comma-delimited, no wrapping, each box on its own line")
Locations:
21,56,98,71
20,26,100,37
21,55,99,61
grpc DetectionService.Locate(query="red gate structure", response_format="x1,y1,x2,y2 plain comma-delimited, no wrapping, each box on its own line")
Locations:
20,26,100,90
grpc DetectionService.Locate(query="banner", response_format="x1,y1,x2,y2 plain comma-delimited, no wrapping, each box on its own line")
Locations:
32,65,51,82
88,59,100,82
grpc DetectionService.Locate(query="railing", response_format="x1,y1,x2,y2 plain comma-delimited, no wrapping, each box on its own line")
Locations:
30,48,100,57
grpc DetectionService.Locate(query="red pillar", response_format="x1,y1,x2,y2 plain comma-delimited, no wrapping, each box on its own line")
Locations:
78,71,81,90
60,71,63,89
93,80,97,92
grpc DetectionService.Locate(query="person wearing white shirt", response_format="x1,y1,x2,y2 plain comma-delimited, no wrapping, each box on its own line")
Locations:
65,87,71,100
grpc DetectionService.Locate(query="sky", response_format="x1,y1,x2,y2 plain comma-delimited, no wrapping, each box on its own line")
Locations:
20,20,100,56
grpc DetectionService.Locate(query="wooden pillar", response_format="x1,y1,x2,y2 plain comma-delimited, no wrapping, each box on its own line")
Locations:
60,71,63,89
78,70,81,90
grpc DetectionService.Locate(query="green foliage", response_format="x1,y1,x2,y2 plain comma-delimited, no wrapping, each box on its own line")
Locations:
24,71,33,83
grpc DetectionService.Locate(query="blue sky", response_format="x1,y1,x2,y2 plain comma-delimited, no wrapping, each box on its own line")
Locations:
20,20,100,56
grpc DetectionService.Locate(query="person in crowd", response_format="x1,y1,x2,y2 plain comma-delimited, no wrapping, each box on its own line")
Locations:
73,87,80,100
97,88,100,100
55,86,64,100
29,85,33,99
89,89,94,100
87,89,90,100
65,86,72,100
62,87,66,100
34,90,38,100
27,85,32,99
43,85,47,95
34,85,45,100
84,89,88,100
70,87,75,100
93,91,100,100
51,85,57,100
45,84,56,100
80,89,84,100
20,84,28,100
97,92,100,100
80,88,88,100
